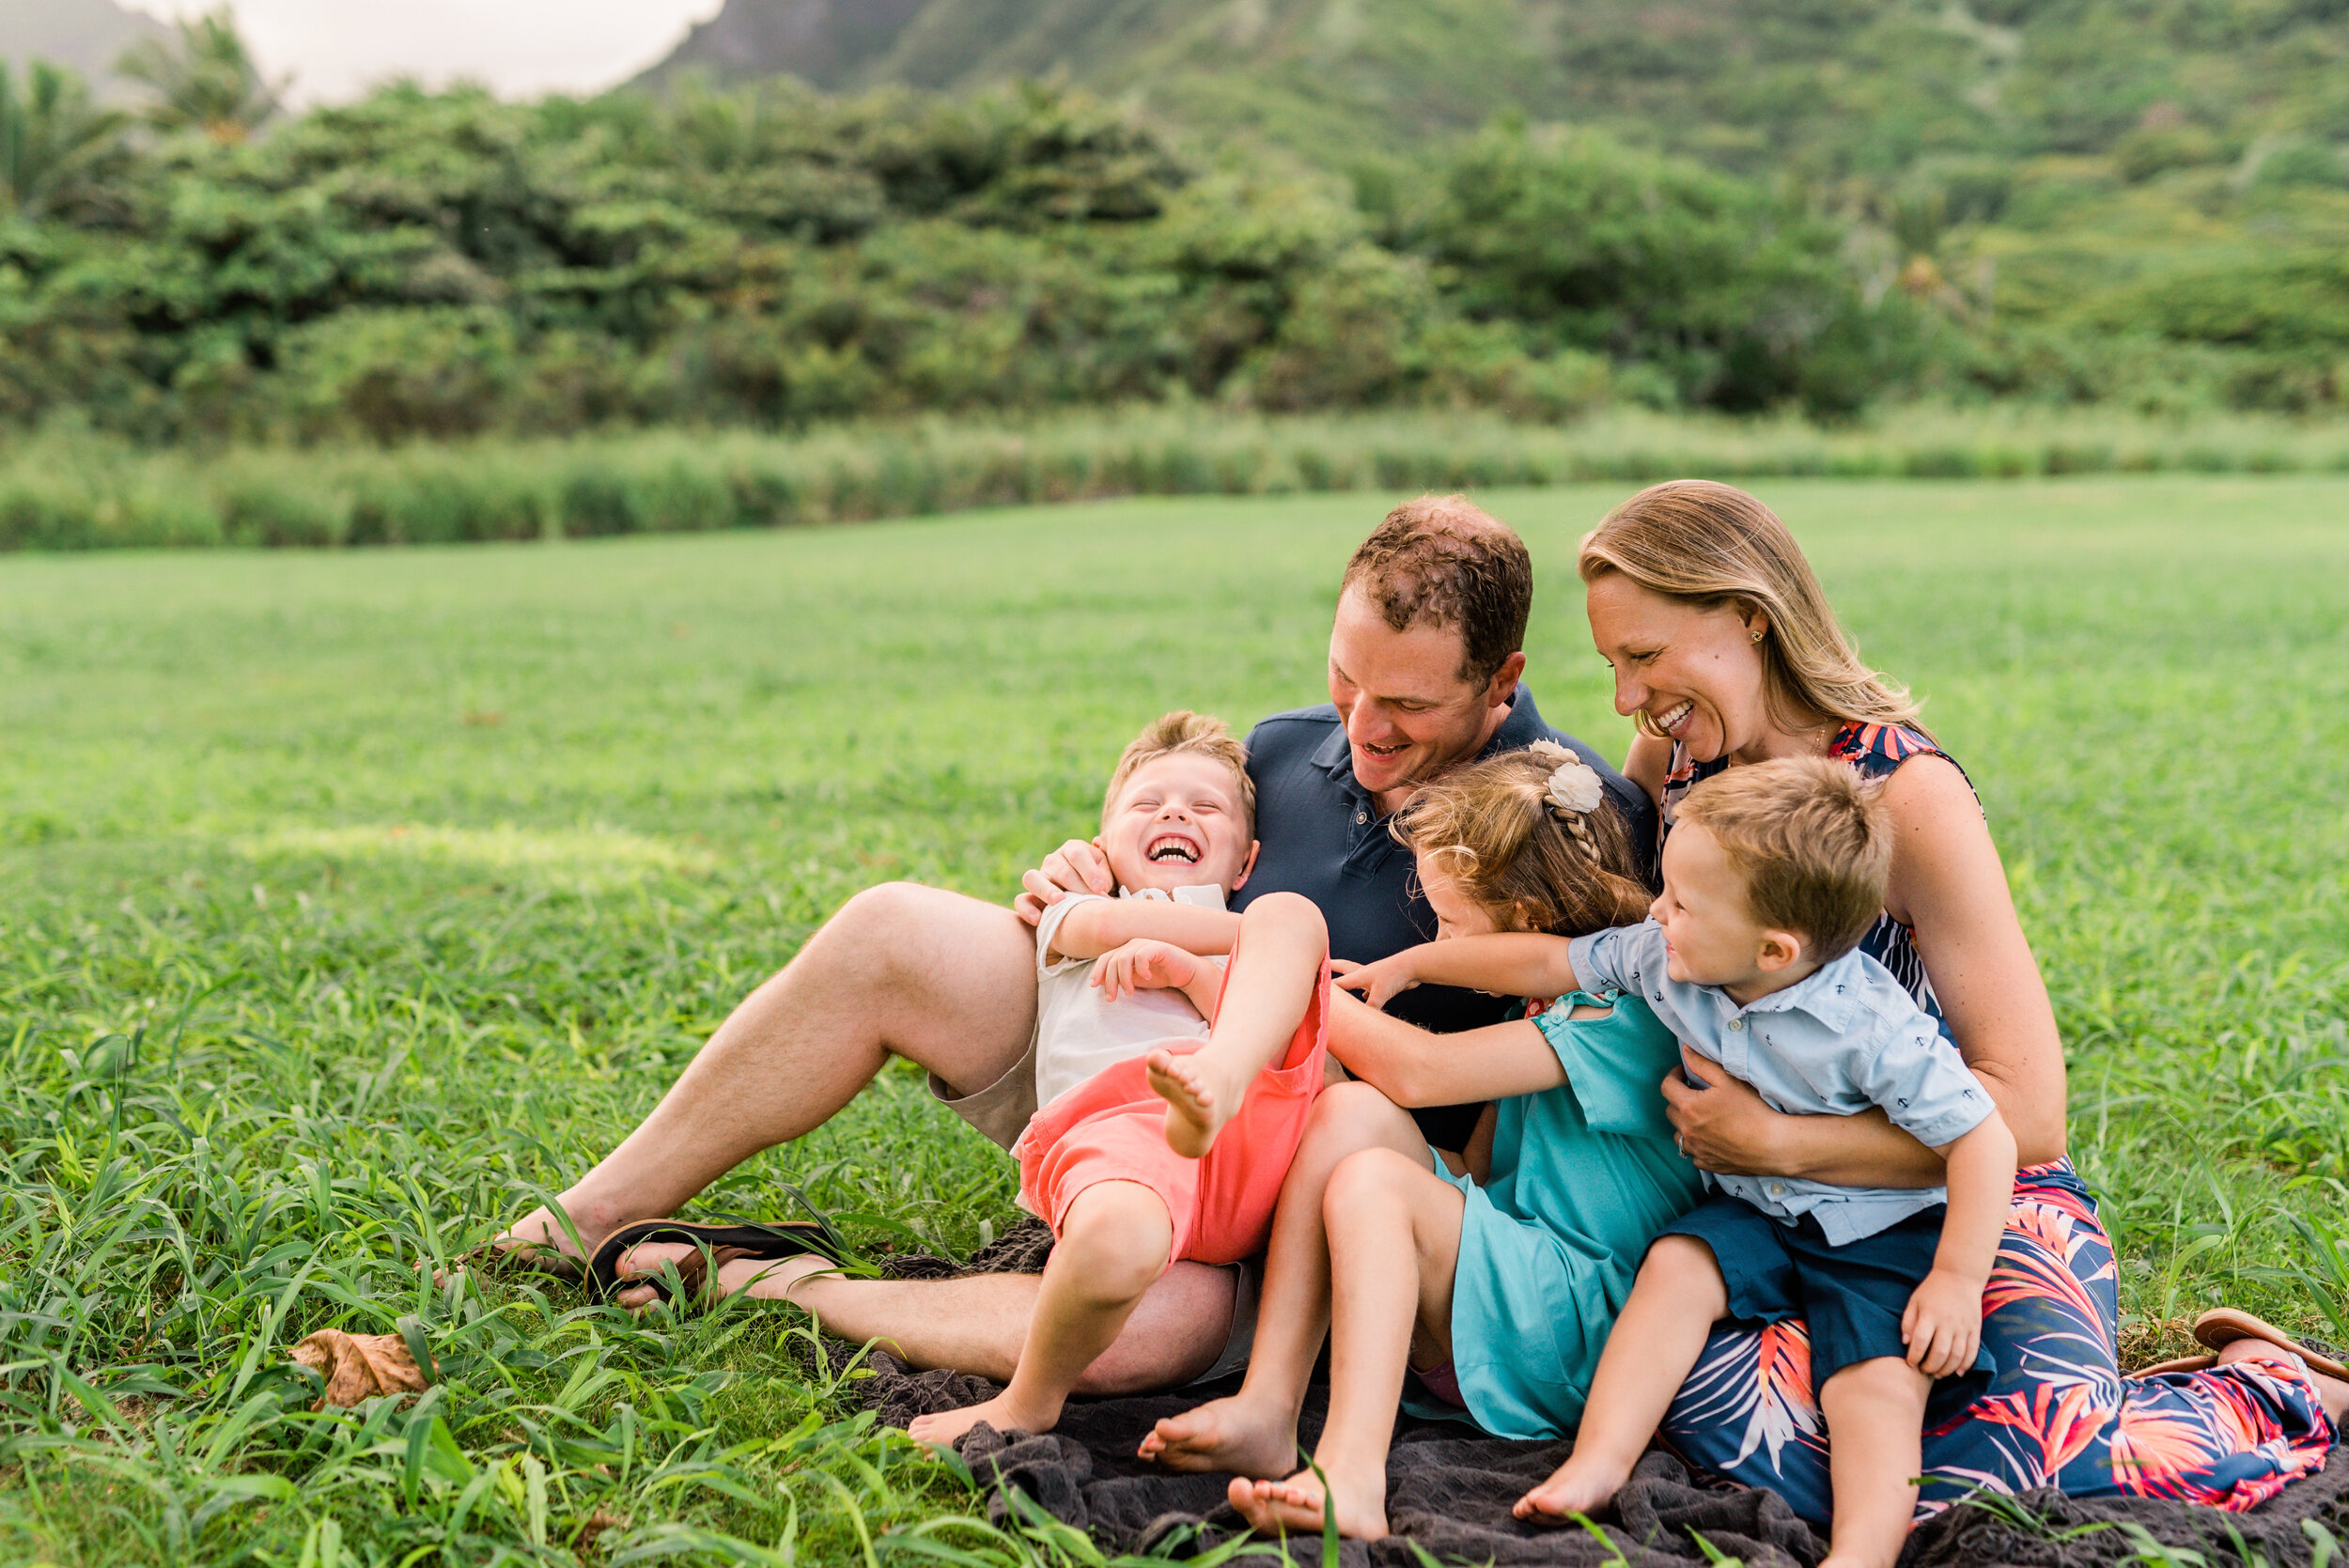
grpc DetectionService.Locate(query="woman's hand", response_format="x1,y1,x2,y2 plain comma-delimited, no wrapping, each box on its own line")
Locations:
1661,1045,1948,1187
1090,939,1200,1002
1014,838,1113,924
1658,1046,1788,1174
1331,955,1421,1010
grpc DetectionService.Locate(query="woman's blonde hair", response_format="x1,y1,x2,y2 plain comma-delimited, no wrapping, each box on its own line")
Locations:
1579,480,1921,737
1392,749,1651,936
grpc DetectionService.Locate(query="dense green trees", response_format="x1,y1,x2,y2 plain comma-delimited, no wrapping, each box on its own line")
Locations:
2,0,2346,445
0,69,1937,441
0,60,129,220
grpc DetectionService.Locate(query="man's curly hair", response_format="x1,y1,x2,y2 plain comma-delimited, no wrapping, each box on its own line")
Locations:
1342,495,1533,686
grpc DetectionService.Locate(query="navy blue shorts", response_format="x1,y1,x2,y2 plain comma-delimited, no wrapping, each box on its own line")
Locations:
1655,1192,1995,1425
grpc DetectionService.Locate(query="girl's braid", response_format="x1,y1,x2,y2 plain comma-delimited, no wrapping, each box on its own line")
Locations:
1552,800,1604,862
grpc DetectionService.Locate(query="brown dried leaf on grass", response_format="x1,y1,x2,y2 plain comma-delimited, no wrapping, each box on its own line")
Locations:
288,1329,433,1410
575,1509,629,1553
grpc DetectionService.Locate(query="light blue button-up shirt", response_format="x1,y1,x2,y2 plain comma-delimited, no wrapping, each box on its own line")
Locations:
1568,920,1993,1245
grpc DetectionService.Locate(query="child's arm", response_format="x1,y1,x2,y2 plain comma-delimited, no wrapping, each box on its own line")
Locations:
1089,939,1225,1019
1901,1109,2018,1378
1333,932,1586,1009
1048,899,1242,963
1327,988,1578,1107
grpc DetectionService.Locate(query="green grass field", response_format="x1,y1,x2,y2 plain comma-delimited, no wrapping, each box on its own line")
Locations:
4,478,2348,1566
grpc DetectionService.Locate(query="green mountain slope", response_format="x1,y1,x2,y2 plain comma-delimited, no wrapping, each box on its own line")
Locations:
637,0,927,93
637,0,2349,180
0,0,166,94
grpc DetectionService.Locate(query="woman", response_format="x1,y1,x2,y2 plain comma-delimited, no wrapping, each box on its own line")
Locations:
1585,480,2337,1516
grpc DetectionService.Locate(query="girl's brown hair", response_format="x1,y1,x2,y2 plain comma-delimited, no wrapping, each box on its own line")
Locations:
1392,748,1651,935
1579,480,1921,737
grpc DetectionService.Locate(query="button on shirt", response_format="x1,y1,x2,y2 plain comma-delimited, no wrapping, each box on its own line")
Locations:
1237,688,1656,1150
1566,920,1994,1244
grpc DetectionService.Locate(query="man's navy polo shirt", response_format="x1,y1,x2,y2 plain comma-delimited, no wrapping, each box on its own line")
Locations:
1232,686,1657,1150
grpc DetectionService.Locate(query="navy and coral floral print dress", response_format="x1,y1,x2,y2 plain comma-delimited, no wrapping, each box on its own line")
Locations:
1652,722,2333,1523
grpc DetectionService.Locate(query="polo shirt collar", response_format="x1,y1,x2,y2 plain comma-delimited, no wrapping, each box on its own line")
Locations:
1484,686,1547,755
1739,948,1869,1031
1310,718,1357,778
1308,685,1548,784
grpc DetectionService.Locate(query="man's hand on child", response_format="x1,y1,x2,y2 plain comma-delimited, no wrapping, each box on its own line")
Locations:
1331,955,1420,1009
1901,1266,1986,1378
1014,838,1115,924
1091,939,1199,1001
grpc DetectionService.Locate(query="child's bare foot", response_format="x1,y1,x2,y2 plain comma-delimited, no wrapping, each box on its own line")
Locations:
907,1391,1058,1448
1513,1454,1628,1523
1228,1464,1388,1539
1147,1048,1252,1158
1136,1394,1298,1476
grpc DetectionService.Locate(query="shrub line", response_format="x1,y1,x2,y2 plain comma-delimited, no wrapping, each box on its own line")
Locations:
7,408,2349,551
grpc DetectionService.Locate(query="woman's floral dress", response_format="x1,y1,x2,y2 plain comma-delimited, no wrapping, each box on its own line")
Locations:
1652,722,2333,1522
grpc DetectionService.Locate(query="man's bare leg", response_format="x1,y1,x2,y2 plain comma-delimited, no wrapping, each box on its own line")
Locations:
486,879,1235,1393
1139,1081,1429,1475
908,1181,1174,1446
490,882,1038,1256
631,1252,1237,1397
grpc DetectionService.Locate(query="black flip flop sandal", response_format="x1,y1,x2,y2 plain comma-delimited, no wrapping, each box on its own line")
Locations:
588,1218,857,1308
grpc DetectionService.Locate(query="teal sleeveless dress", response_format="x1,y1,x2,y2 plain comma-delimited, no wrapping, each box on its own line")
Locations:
1427,992,1703,1438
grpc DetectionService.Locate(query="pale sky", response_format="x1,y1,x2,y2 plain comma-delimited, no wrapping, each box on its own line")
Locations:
125,1,727,104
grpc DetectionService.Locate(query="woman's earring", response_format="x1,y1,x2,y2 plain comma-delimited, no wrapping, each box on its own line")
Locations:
1750,629,1765,643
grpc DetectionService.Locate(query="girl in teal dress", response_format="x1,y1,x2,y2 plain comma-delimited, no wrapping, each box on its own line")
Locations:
1139,743,1703,1539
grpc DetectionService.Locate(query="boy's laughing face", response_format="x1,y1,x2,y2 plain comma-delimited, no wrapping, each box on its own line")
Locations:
1650,819,1807,1001
1099,753,1258,898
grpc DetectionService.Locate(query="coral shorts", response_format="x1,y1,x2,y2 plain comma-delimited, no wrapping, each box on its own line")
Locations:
1014,939,1330,1271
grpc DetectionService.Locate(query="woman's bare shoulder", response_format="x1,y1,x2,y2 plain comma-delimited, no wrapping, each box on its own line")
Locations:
1875,750,1982,823
1875,749,2009,926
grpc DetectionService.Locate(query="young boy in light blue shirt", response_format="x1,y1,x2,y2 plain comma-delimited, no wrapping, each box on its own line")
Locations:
1340,754,2015,1568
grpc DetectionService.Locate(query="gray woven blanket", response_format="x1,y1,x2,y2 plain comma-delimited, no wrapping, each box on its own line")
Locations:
830,1221,2346,1567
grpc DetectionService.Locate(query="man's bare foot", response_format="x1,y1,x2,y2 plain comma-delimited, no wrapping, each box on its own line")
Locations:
427,1204,593,1287
613,1248,841,1312
1513,1455,1627,1522
1136,1394,1298,1476
2216,1336,2349,1423
1146,1048,1252,1159
1228,1465,1388,1540
908,1391,1059,1448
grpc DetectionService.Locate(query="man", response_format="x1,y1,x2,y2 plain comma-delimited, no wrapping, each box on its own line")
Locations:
480,495,1652,1391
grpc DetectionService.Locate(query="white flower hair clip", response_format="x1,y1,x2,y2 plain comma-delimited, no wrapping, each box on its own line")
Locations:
1527,739,1606,816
